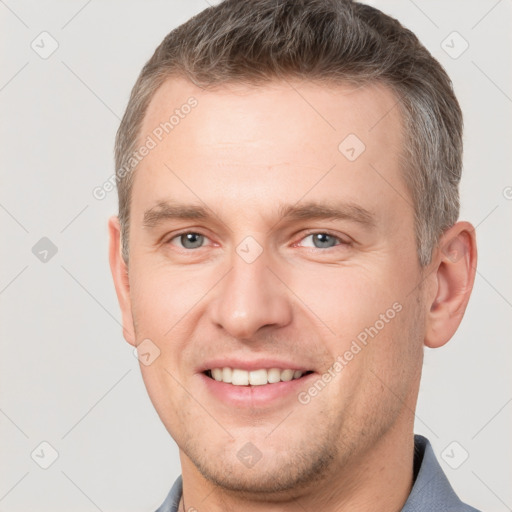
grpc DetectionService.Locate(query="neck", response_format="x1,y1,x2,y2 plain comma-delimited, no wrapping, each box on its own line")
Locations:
178,422,416,512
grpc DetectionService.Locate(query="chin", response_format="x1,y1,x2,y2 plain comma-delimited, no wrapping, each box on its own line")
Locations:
187,441,337,498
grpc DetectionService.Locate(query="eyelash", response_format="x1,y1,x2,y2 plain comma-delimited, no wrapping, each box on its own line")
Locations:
165,230,351,251
294,230,352,249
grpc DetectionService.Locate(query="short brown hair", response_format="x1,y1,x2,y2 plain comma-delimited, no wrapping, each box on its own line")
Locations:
115,0,463,266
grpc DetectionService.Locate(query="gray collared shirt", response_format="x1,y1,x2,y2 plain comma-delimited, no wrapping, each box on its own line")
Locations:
155,435,481,512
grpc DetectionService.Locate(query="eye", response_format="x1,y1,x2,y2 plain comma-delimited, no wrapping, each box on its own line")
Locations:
168,232,208,250
297,232,349,249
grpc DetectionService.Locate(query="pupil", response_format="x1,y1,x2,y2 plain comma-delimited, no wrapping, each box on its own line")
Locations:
314,233,334,248
182,233,203,249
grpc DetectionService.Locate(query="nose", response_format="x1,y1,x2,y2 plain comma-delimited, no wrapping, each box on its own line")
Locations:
209,245,293,340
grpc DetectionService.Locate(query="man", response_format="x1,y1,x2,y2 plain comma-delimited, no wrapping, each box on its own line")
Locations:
108,1,480,510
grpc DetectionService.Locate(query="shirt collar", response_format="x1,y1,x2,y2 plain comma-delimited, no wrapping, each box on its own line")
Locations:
401,434,476,511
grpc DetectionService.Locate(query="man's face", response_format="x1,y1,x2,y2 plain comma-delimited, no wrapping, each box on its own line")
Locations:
120,78,427,494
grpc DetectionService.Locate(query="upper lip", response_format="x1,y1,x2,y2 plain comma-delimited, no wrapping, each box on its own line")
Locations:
197,358,315,373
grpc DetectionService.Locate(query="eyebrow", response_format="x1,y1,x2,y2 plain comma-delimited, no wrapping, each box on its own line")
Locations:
142,200,376,229
143,201,210,228
277,201,376,228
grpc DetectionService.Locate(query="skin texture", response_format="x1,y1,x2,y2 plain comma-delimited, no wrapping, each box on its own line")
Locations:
109,77,477,512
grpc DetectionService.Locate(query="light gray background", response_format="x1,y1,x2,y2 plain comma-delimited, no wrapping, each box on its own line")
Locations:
1,1,510,511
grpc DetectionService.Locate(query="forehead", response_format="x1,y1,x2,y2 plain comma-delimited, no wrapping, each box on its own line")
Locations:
141,76,404,156
133,76,409,227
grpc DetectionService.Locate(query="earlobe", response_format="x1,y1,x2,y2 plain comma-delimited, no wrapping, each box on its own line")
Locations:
108,216,136,346
424,222,477,349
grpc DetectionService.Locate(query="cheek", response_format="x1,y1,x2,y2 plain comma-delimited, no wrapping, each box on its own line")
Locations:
129,262,210,334
363,291,425,395
288,264,404,341
130,266,201,425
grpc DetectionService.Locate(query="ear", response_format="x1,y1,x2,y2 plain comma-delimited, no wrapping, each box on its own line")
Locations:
108,216,136,346
424,221,477,349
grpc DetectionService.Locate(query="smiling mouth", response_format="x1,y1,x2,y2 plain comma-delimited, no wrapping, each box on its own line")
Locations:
204,368,315,386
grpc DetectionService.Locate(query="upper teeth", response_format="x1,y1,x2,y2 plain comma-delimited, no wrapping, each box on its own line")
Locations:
210,368,304,386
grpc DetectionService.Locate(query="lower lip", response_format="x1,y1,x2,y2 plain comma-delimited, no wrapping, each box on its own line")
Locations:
199,372,317,408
